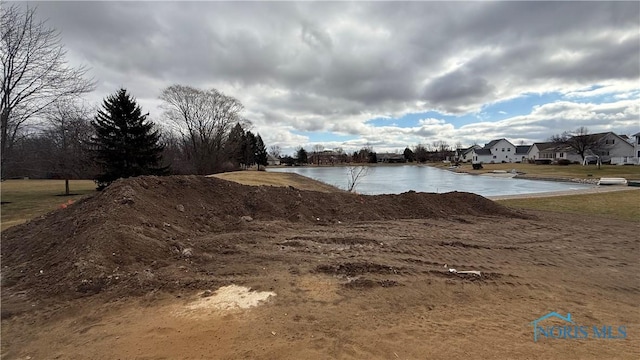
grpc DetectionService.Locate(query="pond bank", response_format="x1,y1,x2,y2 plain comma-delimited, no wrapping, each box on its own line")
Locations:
487,185,639,201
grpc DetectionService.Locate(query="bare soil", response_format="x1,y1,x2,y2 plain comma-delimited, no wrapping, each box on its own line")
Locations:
1,175,638,359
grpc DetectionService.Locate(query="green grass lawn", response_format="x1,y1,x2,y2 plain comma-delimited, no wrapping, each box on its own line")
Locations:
1,179,96,231
497,190,640,222
432,162,640,180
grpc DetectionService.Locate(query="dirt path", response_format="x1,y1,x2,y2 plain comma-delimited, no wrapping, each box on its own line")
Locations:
3,211,639,359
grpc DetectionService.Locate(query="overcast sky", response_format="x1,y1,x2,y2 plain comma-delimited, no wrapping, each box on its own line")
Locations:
22,1,640,154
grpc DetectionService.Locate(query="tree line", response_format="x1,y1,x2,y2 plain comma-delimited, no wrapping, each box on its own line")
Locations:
2,86,268,188
282,141,459,165
1,5,267,191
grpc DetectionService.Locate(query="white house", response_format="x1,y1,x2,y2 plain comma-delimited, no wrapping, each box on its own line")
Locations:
633,132,640,164
267,154,280,166
530,132,634,164
470,138,517,163
457,145,481,163
602,132,635,165
550,145,584,163
527,142,557,162
515,145,532,163
569,132,633,164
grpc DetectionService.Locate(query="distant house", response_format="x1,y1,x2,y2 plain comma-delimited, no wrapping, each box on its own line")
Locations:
470,138,516,163
470,148,493,163
527,142,557,162
633,132,640,164
457,145,481,163
515,145,532,163
569,132,633,164
309,150,348,165
267,154,280,166
529,132,634,164
376,153,406,163
596,132,634,164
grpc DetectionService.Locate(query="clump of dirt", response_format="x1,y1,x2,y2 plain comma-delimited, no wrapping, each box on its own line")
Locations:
343,278,401,289
1,175,524,303
315,262,403,276
439,241,487,249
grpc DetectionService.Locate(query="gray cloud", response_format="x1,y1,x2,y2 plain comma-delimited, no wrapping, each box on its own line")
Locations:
21,1,640,151
422,69,496,113
301,21,333,50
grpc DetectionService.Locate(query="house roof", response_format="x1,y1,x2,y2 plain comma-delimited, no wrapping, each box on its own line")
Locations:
377,153,404,159
484,139,500,149
532,142,557,151
483,138,514,149
314,151,343,156
515,145,531,154
575,132,635,149
461,148,474,155
474,148,492,155
459,145,480,155
577,131,629,143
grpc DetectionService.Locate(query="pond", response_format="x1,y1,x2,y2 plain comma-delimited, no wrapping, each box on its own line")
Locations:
268,165,592,197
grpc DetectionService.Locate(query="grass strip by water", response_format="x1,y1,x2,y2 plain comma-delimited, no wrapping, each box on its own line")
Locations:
497,189,640,222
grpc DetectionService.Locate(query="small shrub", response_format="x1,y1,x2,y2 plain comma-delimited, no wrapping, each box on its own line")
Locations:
557,159,571,166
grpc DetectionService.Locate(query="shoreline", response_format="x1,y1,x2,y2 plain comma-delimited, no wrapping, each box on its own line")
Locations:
271,162,636,185
462,170,600,184
513,174,598,184
267,167,619,199
488,185,639,201
438,165,603,184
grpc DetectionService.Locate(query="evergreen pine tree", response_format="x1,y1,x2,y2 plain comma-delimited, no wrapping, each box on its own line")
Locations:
296,147,308,164
255,133,268,170
91,88,167,189
226,123,245,169
243,131,257,168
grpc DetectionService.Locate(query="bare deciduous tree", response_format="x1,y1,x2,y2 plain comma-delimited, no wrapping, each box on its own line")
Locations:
269,145,281,159
44,100,93,194
549,126,605,161
1,4,94,173
312,144,324,165
346,165,369,192
159,85,245,174
158,127,191,174
432,140,450,161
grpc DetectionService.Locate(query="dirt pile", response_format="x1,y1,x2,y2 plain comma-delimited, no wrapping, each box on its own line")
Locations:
1,175,524,303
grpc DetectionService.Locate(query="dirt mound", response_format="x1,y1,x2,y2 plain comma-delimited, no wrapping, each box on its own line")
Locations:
1,175,524,303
